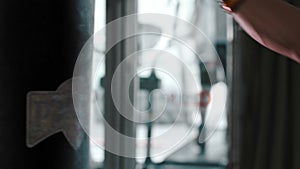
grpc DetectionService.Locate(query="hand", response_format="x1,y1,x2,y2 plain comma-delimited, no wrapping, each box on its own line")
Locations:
220,0,245,12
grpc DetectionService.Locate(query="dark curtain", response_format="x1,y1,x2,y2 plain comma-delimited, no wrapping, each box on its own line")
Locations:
230,1,300,169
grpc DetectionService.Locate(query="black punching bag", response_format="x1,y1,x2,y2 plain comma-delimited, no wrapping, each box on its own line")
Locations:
0,0,94,168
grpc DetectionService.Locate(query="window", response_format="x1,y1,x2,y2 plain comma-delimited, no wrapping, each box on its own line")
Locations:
89,0,232,168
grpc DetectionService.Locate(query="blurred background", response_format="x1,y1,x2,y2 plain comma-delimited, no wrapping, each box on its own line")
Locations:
90,0,230,169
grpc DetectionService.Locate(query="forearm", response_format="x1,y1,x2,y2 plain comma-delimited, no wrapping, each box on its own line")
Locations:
231,0,300,63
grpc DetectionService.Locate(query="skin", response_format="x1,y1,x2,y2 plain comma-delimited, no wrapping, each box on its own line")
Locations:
231,0,300,63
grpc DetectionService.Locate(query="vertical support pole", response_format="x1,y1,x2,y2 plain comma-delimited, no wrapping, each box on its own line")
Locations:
104,0,137,169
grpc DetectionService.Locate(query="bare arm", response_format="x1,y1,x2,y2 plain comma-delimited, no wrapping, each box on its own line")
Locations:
231,0,300,63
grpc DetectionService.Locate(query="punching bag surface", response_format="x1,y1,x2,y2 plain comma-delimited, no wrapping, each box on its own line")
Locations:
0,0,94,169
